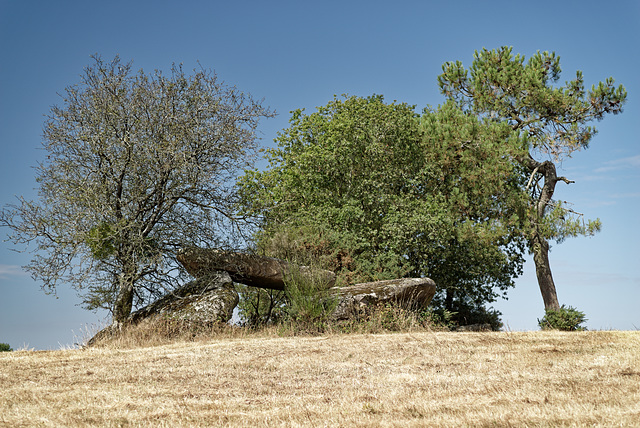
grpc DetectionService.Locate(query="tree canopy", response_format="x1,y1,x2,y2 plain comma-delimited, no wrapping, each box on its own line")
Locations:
238,95,529,326
438,47,627,310
3,47,625,328
1,55,273,323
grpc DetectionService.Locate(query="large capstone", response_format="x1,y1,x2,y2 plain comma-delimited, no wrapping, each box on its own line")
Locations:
177,247,336,290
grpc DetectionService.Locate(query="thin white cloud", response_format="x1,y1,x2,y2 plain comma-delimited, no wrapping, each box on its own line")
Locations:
0,264,26,278
595,154,640,173
610,192,640,199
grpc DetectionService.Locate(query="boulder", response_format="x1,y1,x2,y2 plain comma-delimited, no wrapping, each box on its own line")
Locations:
129,270,238,324
86,271,237,346
331,277,436,320
177,247,336,291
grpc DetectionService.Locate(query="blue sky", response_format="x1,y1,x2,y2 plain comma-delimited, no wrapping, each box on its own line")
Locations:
1,1,638,349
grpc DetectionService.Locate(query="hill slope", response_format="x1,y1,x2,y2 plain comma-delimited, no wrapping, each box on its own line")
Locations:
1,331,639,426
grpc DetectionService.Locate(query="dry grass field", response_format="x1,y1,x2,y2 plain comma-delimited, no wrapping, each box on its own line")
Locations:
1,330,639,427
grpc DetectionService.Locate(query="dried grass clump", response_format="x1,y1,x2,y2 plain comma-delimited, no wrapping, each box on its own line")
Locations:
85,318,257,349
86,303,446,349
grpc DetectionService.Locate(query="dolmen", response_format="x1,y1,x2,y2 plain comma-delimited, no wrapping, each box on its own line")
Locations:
177,247,436,320
87,248,437,345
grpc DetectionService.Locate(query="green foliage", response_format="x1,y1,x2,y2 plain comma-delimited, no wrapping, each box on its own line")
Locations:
424,308,458,331
281,263,339,332
86,221,160,262
239,94,529,324
438,46,626,311
437,46,627,243
237,284,287,328
439,47,626,159
538,305,588,331
0,343,12,352
240,94,426,283
237,226,338,329
237,245,338,333
86,222,117,260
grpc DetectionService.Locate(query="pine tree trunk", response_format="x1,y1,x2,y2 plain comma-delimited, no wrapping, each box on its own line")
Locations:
523,156,565,312
531,234,560,311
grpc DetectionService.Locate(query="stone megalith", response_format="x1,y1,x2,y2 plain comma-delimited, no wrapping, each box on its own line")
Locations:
177,247,336,290
86,271,237,347
330,277,437,320
129,270,238,325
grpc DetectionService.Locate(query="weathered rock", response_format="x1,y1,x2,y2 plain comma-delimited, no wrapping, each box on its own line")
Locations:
129,270,238,324
177,247,336,291
331,277,436,320
86,271,238,347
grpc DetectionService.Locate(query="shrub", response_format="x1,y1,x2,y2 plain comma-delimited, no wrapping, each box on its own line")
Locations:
538,305,587,331
0,343,12,352
422,308,458,331
282,263,339,334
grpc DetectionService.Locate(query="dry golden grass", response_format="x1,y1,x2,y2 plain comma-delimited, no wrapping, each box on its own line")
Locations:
1,330,639,427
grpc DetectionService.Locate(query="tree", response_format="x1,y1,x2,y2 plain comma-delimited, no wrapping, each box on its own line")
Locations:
416,101,529,326
1,55,273,323
238,95,528,326
438,47,627,310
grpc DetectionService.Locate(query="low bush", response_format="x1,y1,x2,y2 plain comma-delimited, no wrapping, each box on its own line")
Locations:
0,343,12,352
281,263,339,334
538,305,588,331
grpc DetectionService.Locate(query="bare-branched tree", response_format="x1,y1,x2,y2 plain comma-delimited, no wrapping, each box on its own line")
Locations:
1,55,274,323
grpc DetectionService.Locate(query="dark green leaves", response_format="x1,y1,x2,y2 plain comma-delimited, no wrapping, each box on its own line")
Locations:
239,95,529,324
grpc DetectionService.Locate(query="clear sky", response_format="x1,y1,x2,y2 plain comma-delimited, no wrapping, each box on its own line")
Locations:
1,1,638,350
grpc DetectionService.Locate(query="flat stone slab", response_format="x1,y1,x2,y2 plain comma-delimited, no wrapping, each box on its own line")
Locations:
331,277,436,320
177,247,336,291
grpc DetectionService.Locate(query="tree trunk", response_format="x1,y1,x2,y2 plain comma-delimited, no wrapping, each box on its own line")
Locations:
113,269,136,323
531,234,560,311
522,156,565,311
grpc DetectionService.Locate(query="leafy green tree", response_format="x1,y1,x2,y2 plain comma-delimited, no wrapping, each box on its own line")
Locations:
1,55,273,323
0,343,12,352
438,47,627,310
239,95,528,324
240,95,426,282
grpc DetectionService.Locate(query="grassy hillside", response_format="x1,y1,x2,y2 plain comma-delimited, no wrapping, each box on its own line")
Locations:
1,331,639,427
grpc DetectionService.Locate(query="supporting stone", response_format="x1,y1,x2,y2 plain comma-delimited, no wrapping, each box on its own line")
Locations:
86,271,238,346
129,270,238,325
331,277,437,320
